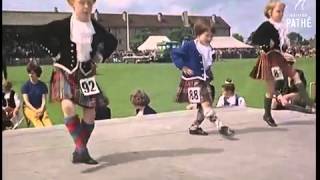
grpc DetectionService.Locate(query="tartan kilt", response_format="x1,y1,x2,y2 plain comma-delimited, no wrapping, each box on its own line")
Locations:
175,78,213,104
49,63,107,108
249,50,296,81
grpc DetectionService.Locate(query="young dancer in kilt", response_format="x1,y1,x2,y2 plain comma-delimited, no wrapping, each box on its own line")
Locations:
250,0,315,127
171,19,234,137
25,0,117,164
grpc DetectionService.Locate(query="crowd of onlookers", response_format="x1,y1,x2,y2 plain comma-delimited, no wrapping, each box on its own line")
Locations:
214,45,316,61
287,45,316,58
215,48,258,60
3,32,51,66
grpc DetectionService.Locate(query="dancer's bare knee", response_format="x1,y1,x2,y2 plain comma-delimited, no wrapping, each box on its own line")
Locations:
61,99,76,117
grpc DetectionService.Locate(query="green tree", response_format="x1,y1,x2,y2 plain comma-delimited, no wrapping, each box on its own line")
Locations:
232,33,244,42
167,27,193,43
246,31,255,45
130,28,151,52
301,39,310,46
287,32,303,46
308,36,315,48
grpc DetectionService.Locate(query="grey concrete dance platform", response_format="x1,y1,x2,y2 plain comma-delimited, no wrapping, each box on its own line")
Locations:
3,107,316,180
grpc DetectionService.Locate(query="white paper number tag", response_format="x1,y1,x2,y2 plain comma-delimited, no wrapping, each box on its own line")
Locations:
188,87,201,104
271,66,284,80
79,76,100,96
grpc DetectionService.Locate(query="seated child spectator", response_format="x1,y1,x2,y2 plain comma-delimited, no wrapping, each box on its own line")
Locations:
3,109,13,130
21,62,53,128
216,78,246,108
2,80,21,128
271,51,315,113
130,89,157,116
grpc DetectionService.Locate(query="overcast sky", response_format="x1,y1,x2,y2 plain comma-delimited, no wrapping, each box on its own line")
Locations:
3,0,316,39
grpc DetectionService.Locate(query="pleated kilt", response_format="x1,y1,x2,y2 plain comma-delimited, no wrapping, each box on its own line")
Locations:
249,50,296,81
176,78,213,104
49,61,107,108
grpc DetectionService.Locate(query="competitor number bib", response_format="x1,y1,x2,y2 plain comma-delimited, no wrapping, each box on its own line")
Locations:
79,76,100,96
271,66,284,80
188,87,201,103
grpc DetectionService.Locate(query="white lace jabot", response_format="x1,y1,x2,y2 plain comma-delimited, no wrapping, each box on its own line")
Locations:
268,18,290,51
70,13,95,62
194,40,215,70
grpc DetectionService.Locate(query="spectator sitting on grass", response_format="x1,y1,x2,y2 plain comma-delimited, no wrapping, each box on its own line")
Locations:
2,109,13,131
21,62,53,128
2,80,21,128
130,89,157,116
271,48,315,113
216,78,246,108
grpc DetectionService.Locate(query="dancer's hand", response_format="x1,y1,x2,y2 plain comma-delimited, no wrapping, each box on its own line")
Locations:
182,66,193,76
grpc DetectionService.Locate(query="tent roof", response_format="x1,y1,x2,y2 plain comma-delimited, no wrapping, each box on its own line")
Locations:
211,36,253,49
137,36,171,51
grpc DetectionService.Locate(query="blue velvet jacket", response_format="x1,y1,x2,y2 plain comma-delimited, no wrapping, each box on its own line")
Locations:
171,40,214,81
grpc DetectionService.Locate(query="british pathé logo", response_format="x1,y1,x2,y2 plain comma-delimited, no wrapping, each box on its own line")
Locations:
286,0,312,28
294,0,306,10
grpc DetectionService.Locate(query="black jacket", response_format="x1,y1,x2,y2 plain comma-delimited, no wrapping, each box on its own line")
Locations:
25,16,118,74
136,105,157,115
2,90,16,108
252,21,280,53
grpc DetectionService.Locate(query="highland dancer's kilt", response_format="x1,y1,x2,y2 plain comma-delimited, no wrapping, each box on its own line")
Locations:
249,50,296,81
49,61,106,108
176,78,213,104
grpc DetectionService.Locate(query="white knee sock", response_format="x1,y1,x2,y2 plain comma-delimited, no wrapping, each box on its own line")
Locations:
203,108,223,129
214,118,223,130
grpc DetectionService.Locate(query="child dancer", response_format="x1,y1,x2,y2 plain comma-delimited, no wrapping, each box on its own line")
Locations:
25,0,118,164
250,0,314,127
171,19,234,136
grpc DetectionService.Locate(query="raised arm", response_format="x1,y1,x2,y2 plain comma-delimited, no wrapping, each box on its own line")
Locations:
101,31,118,60
20,20,62,57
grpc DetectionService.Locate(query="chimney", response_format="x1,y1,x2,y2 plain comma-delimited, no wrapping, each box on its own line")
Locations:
94,9,99,21
122,11,127,22
157,12,163,22
211,14,216,24
54,7,58,13
181,11,189,27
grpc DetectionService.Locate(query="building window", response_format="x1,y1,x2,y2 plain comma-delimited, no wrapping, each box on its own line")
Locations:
118,39,122,44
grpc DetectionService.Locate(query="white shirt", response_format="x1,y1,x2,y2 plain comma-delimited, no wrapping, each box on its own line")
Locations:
268,19,290,52
70,13,95,62
3,91,21,109
195,40,215,70
216,94,246,108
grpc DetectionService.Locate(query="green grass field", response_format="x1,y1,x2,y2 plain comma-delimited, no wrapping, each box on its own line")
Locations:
7,58,315,127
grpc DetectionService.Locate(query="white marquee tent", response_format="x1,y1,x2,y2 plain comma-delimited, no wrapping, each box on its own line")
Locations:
138,35,171,51
210,36,253,49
